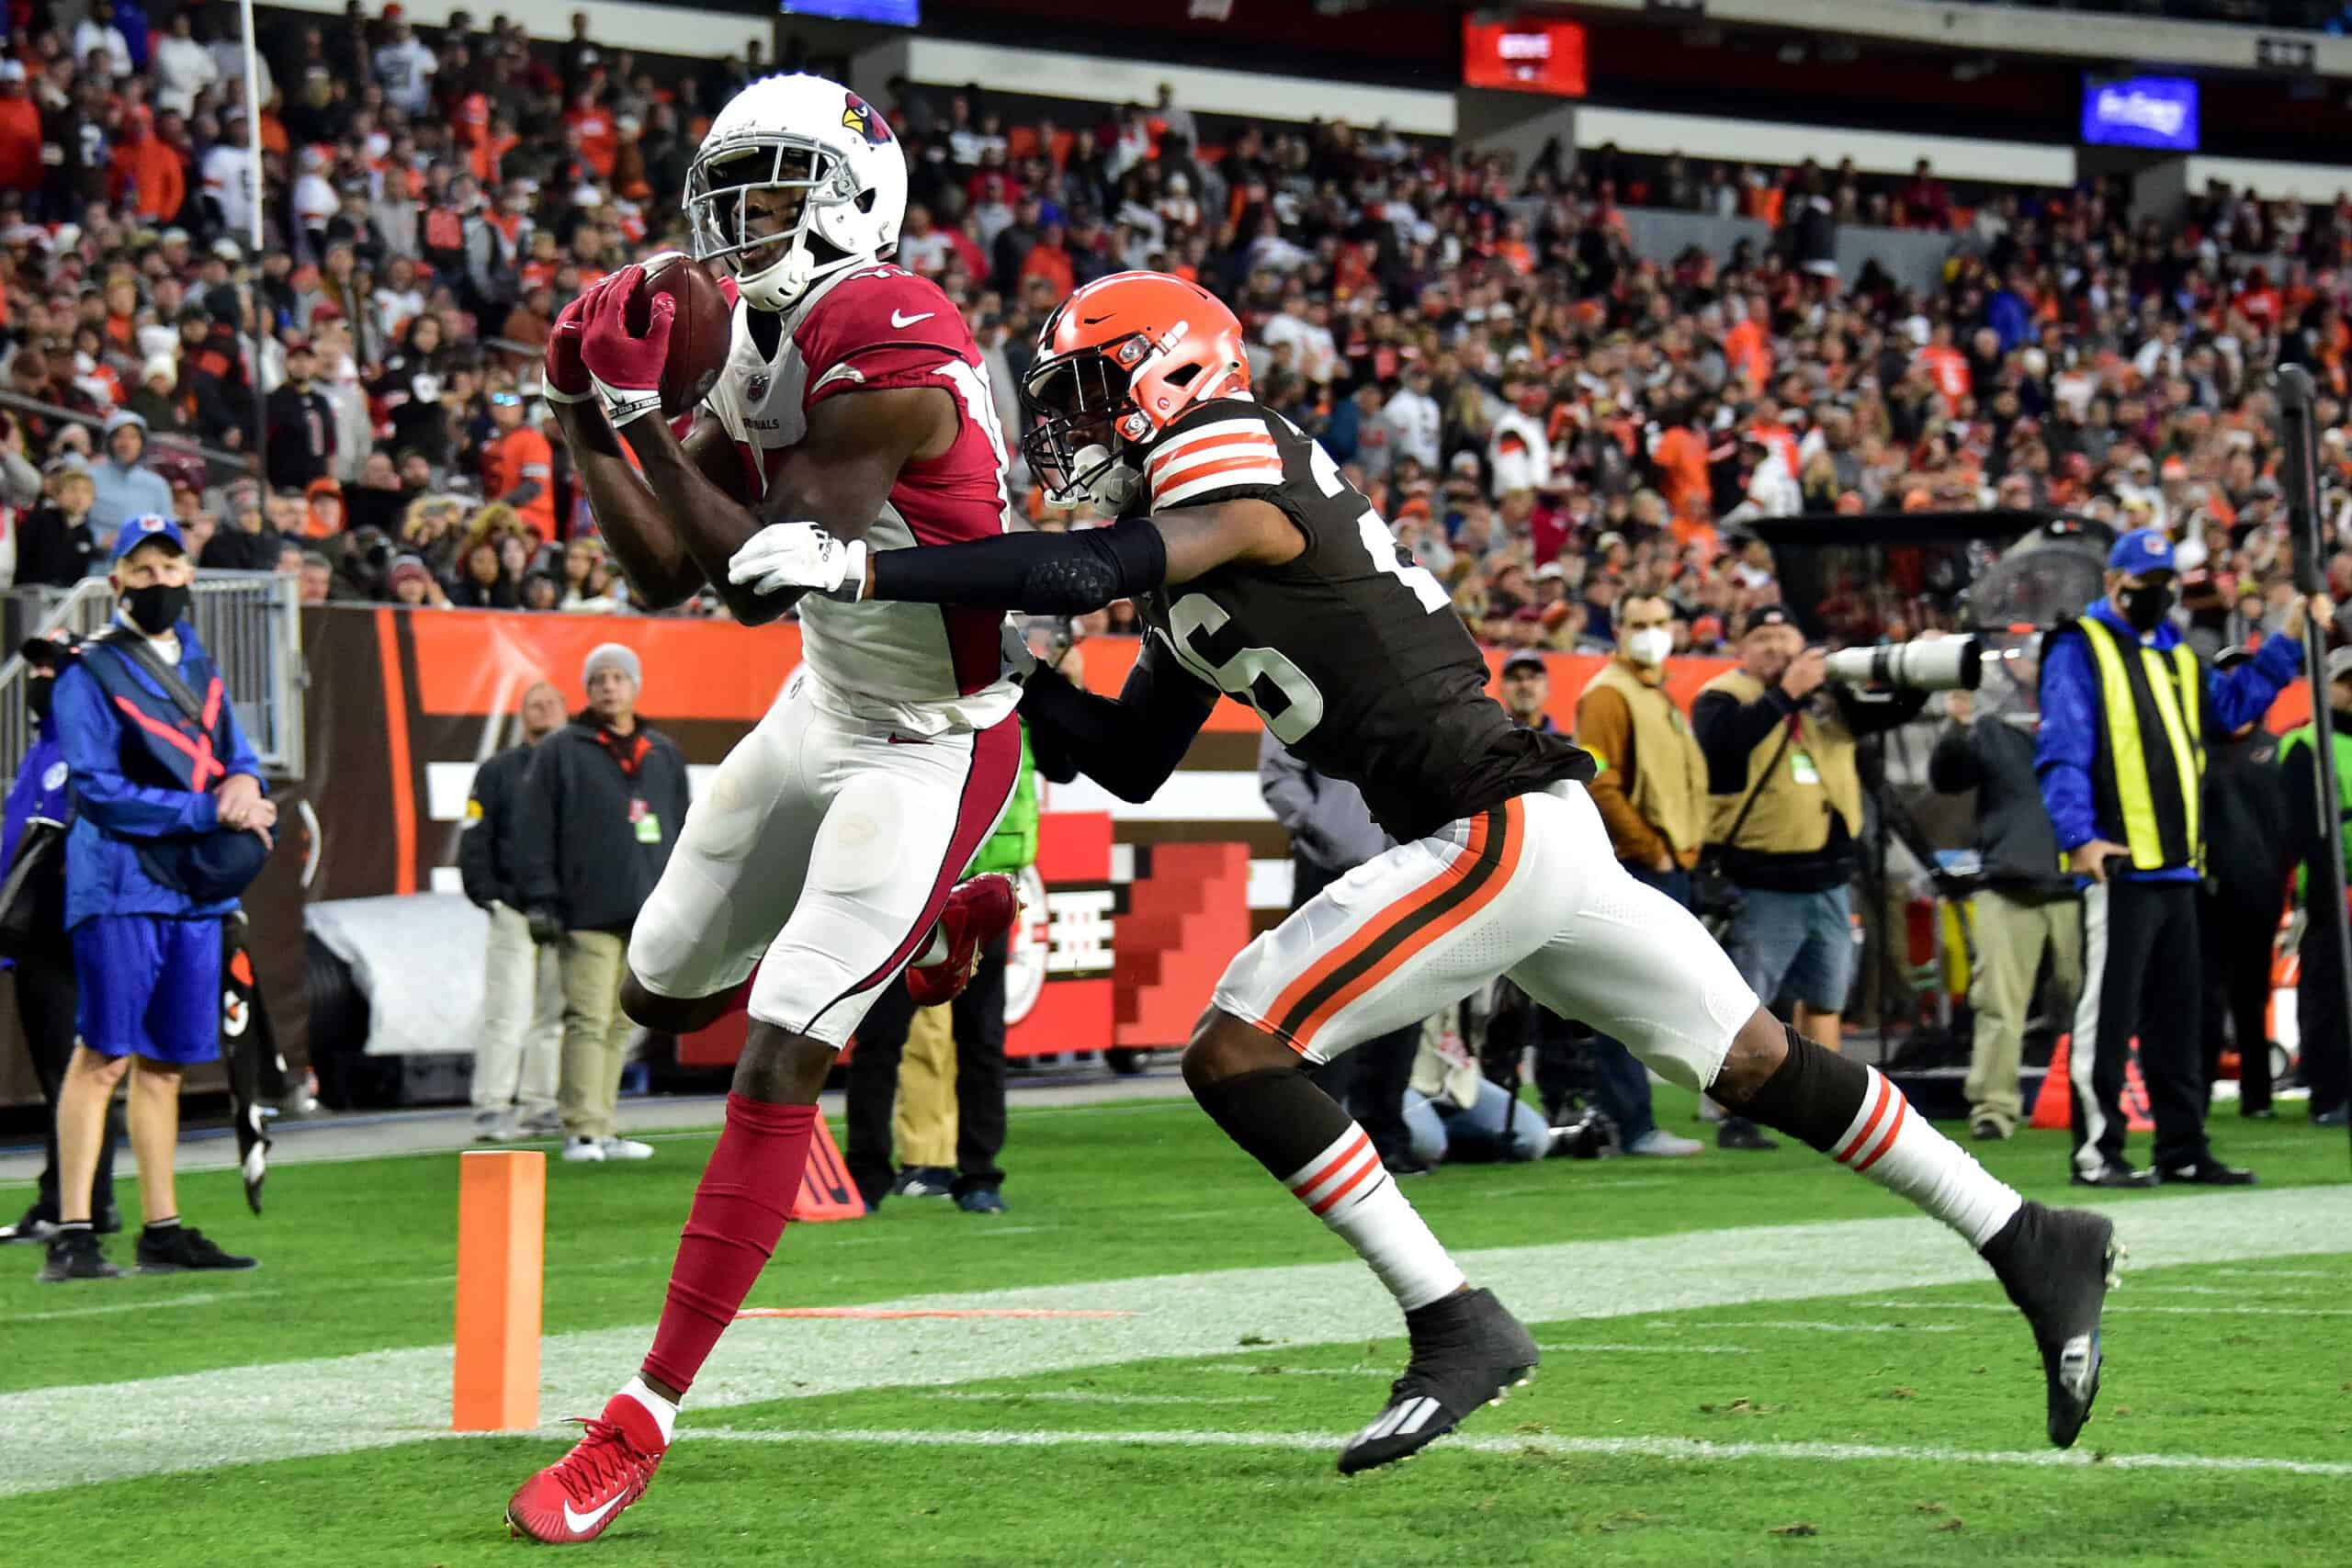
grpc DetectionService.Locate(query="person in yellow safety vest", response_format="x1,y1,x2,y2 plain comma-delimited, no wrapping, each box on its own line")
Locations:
2277,646,2352,1129
2035,526,2318,1189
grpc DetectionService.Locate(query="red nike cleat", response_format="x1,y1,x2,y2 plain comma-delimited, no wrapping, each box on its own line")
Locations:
505,1393,667,1544
907,873,1018,1006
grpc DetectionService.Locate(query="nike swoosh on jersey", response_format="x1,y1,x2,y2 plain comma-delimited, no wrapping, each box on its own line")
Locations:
891,310,936,328
561,1492,627,1534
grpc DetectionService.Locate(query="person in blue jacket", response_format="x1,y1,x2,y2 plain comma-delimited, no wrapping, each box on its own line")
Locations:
2036,525,2314,1191
0,634,119,1245
39,515,271,1282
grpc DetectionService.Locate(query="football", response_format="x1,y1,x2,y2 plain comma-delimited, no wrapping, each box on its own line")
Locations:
628,252,733,418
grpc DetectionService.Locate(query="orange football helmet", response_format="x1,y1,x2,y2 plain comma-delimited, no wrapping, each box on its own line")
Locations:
1020,271,1250,509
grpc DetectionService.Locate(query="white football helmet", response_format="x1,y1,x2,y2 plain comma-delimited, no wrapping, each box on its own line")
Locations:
684,73,908,312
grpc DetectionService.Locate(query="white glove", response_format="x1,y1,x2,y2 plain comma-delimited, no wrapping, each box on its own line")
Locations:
728,522,868,603
1000,617,1037,684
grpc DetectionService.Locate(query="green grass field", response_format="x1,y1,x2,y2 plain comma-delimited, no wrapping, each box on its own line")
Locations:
6,1087,2349,1567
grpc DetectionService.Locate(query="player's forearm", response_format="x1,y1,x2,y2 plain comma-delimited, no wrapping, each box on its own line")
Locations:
556,406,704,609
865,519,1170,614
614,413,787,623
1019,666,1198,803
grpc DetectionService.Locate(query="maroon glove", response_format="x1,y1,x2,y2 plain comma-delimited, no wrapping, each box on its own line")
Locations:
542,289,595,405
579,264,672,427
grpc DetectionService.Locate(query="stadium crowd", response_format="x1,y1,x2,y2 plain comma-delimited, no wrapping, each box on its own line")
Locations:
0,1,2348,661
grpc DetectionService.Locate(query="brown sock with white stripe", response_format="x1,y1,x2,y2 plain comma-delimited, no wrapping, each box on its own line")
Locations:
1736,1029,2023,1249
1196,1068,1466,1311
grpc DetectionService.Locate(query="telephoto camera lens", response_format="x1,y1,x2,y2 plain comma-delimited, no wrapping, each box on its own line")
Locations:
1820,637,1982,692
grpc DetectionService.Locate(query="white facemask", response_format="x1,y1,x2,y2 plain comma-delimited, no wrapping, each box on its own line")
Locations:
1624,626,1674,667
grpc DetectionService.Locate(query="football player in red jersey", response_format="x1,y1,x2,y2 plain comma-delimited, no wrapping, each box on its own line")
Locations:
730,270,2120,1474
505,74,1023,1544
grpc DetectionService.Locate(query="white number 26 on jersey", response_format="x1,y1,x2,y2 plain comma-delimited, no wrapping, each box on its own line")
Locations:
1160,596,1326,744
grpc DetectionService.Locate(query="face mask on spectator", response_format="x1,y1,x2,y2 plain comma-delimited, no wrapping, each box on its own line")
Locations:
1624,626,1673,667
2120,580,2175,633
122,581,191,637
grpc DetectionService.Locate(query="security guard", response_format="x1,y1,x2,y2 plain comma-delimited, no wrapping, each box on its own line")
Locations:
2278,646,2352,1128
2036,527,2311,1187
43,516,271,1280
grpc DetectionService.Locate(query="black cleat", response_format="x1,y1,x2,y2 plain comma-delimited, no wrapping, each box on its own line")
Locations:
135,1224,257,1273
39,1228,124,1281
2069,1161,2158,1190
1717,1116,1779,1151
1982,1201,2120,1449
2153,1160,2257,1187
0,1204,57,1245
889,1166,955,1199
1338,1287,1538,1475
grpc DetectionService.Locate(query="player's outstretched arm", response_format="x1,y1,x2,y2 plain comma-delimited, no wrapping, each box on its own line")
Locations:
626,384,957,626
729,499,1305,613
1021,634,1217,804
552,400,725,608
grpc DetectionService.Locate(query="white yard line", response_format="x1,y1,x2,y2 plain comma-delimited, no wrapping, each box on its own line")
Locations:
1534,1342,1757,1354
1854,1299,2352,1318
1680,1319,1959,1335
2,1186,2345,1499
17,1292,220,1322
674,1424,2352,1478
919,1390,1277,1406
2128,1283,2334,1298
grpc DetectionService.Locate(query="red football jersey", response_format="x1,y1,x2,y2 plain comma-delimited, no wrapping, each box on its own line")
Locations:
704,265,1015,732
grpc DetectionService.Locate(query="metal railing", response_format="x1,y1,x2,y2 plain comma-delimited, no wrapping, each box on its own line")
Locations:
0,388,251,486
0,571,306,784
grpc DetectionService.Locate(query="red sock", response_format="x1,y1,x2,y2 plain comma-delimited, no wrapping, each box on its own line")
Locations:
641,1094,815,1395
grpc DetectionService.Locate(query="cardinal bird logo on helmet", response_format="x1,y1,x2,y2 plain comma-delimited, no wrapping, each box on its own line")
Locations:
841,93,891,146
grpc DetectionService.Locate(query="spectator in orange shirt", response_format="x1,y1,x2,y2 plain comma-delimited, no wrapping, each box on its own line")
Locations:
481,388,558,543
107,108,187,222
1914,321,1972,411
1018,223,1075,299
1653,417,1711,520
1669,503,1721,562
0,61,43,197
1723,310,1770,394
563,92,616,180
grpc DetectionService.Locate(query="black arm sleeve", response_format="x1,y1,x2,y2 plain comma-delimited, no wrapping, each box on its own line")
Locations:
1020,638,1217,804
869,518,1169,614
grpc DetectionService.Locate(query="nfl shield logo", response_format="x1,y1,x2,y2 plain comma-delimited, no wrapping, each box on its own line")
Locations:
746,372,772,404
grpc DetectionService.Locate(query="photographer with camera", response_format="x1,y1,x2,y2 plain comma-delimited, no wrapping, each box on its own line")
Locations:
1694,608,1928,1135
2037,528,2311,1188
1929,653,2079,1143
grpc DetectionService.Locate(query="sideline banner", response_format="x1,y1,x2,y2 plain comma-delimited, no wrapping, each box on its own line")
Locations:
291,607,2331,1057
292,606,1750,1058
